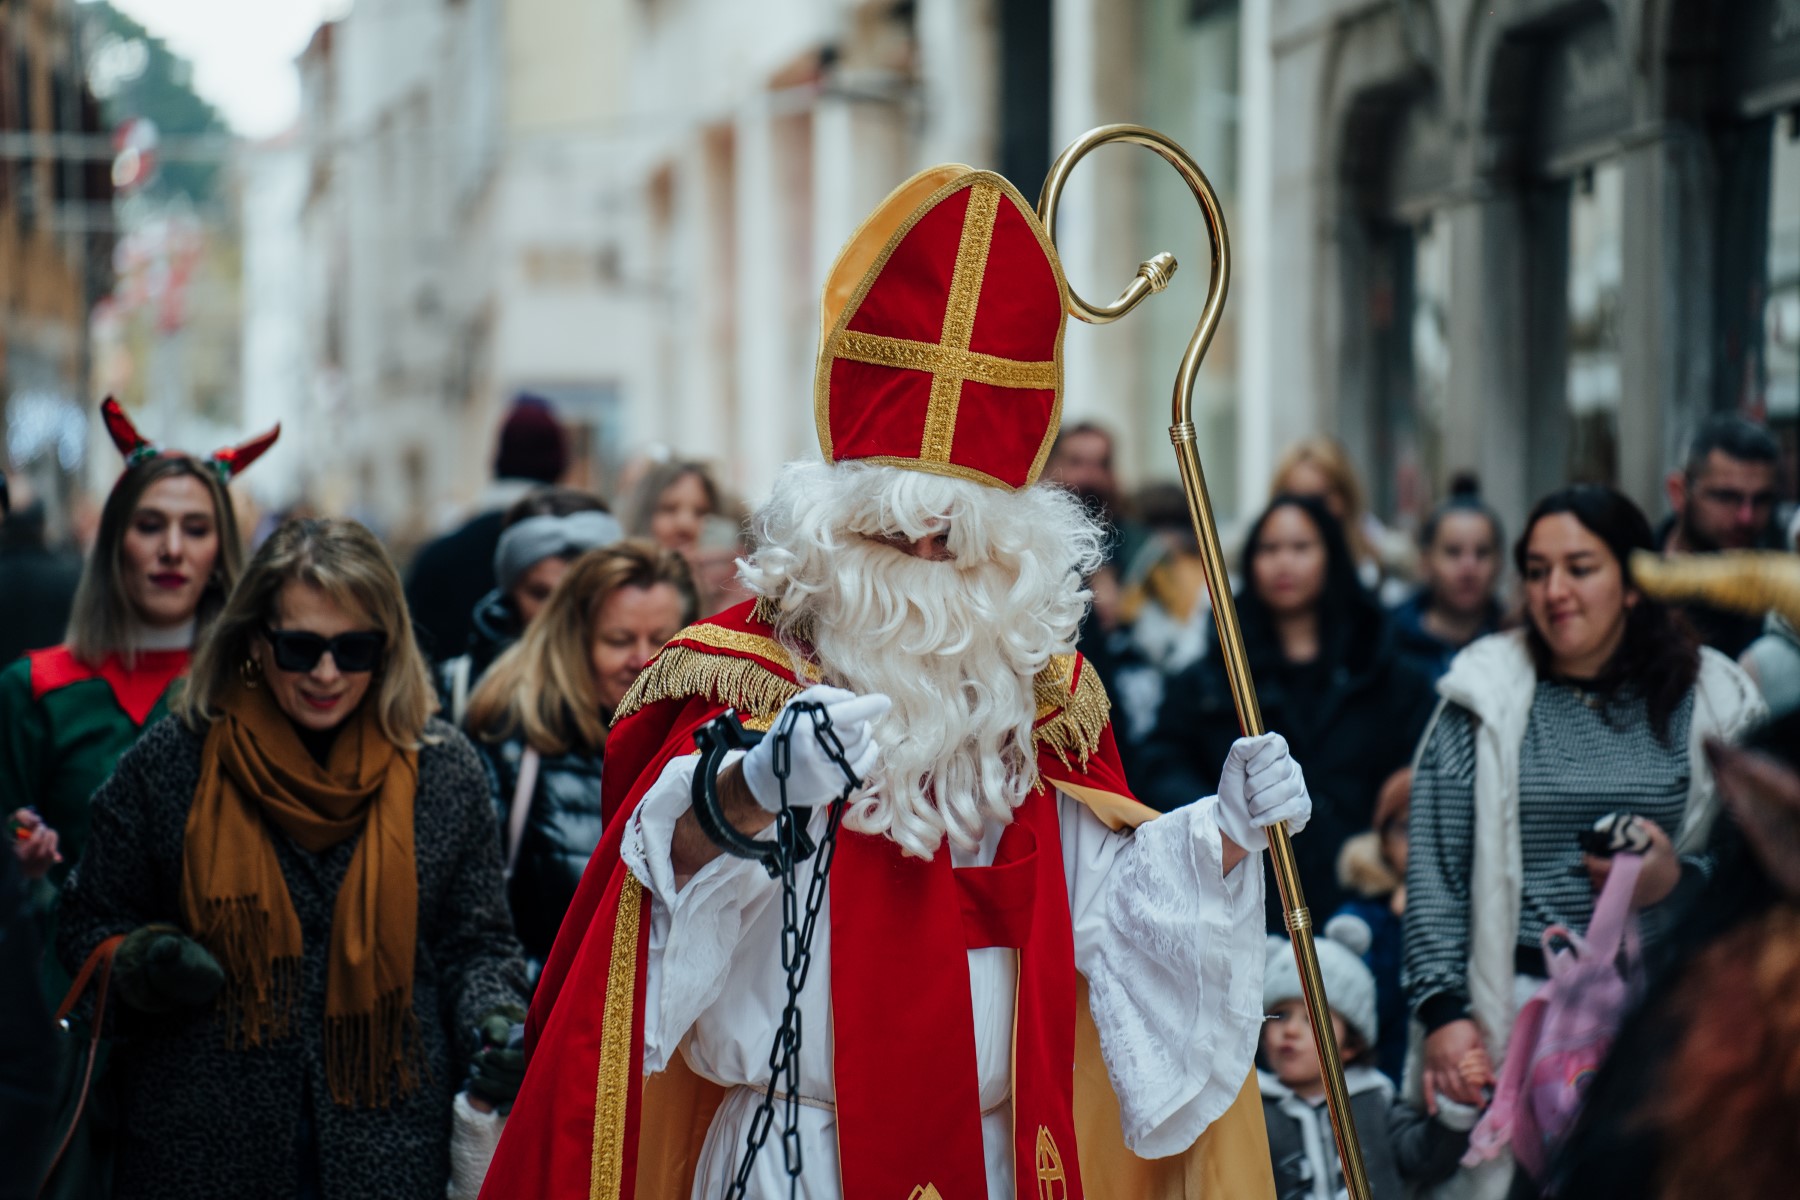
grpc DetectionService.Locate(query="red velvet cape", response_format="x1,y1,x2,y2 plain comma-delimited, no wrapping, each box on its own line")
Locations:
479,601,1273,1199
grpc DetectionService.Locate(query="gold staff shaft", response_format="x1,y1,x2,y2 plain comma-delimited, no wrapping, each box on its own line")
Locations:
1039,124,1371,1200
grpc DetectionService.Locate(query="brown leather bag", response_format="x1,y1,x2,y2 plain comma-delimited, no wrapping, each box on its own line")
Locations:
37,933,126,1199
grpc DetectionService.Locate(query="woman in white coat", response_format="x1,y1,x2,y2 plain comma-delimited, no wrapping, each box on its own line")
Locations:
1401,485,1764,1199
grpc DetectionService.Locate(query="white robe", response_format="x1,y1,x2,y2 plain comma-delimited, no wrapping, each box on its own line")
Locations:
620,751,1266,1199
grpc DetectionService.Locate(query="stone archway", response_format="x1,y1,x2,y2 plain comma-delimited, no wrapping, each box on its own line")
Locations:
1314,4,1447,515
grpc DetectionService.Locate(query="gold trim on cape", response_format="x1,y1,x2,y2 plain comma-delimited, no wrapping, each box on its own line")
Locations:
611,627,821,724
589,874,642,1199
616,627,1111,773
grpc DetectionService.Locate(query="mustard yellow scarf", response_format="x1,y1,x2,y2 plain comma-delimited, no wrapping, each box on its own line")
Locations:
181,680,421,1106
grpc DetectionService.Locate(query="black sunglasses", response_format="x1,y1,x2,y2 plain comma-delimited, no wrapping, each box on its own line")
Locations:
261,626,386,674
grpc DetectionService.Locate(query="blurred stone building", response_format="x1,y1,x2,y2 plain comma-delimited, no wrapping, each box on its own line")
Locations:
273,0,1799,539
0,0,111,539
276,0,650,551
1279,0,1800,532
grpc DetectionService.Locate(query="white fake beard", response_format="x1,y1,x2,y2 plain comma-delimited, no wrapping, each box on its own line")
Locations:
800,540,1058,859
742,461,1105,860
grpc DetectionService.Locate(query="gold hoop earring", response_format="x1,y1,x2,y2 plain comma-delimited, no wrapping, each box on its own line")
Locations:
239,656,263,689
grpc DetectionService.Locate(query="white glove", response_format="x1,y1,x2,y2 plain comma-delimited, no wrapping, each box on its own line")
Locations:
1214,732,1311,852
741,685,890,813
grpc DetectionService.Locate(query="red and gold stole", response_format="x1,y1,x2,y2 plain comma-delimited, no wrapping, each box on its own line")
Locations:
833,787,1081,1199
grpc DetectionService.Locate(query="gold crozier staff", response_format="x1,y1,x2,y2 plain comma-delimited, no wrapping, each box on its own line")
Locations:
1037,123,1374,1200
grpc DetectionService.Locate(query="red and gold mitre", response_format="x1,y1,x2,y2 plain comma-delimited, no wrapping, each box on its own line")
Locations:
814,166,1069,491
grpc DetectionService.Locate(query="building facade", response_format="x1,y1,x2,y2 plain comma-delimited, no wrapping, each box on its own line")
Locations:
0,0,110,538
274,0,1798,543
1274,0,1800,532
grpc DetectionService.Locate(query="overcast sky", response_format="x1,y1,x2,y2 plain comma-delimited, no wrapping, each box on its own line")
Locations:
98,0,347,139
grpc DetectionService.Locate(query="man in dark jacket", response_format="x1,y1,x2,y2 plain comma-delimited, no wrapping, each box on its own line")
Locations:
405,395,569,663
1044,422,1150,697
1656,415,1784,658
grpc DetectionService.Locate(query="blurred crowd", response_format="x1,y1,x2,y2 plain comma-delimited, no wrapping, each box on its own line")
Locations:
4,390,1799,1199
1047,412,1800,1198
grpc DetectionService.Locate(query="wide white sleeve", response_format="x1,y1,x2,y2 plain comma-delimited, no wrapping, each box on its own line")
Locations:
620,750,782,1075
1064,792,1266,1158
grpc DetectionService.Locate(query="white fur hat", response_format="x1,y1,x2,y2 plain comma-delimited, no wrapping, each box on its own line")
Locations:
1264,914,1379,1052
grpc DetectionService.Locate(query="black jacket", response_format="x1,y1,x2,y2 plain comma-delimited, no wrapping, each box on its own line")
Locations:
1137,597,1435,929
1389,588,1502,683
55,717,529,1200
433,591,522,724
1261,1069,1467,1200
0,538,81,665
1,837,54,1199
473,734,605,968
406,509,508,663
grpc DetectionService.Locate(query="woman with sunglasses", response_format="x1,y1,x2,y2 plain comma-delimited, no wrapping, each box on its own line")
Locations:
463,540,696,976
56,518,528,1199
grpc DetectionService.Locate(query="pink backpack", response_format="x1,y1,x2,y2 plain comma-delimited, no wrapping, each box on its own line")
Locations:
1462,853,1644,1181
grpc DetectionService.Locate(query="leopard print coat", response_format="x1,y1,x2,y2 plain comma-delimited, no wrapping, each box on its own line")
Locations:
56,715,529,1200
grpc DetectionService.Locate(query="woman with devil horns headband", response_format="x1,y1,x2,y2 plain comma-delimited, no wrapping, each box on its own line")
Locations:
0,398,276,943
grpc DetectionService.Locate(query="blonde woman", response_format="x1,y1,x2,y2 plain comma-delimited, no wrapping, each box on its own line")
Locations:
464,540,696,969
55,518,528,1200
1272,436,1409,600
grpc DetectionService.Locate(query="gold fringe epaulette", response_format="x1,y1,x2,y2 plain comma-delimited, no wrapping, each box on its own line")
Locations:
612,622,815,725
1032,653,1111,767
615,616,1112,765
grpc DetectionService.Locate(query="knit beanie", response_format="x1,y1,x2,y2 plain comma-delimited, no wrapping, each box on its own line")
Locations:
1264,915,1379,1052
494,394,568,484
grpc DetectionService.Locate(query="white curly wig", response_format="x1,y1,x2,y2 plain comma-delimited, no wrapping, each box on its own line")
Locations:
739,460,1106,858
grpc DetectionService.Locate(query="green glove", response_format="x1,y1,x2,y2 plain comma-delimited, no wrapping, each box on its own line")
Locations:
114,925,226,1014
465,1004,528,1115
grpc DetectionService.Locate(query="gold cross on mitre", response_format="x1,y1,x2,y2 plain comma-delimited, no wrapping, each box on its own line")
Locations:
814,165,1070,491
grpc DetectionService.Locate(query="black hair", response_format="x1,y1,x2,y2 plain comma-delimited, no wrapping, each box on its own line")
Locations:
1514,485,1699,743
1049,421,1115,464
1684,415,1779,476
1234,494,1375,667
502,485,610,529
1418,494,1504,555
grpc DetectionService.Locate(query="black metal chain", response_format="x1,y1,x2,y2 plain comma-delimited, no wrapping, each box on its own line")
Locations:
726,700,861,1200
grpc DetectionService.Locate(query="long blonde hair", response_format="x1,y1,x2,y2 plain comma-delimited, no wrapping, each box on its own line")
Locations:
465,540,698,756
67,456,243,666
176,518,437,747
1272,437,1376,568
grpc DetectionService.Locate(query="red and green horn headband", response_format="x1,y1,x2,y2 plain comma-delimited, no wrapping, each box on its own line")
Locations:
100,396,280,483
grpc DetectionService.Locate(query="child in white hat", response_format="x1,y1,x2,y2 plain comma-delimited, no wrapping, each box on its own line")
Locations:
1261,915,1477,1199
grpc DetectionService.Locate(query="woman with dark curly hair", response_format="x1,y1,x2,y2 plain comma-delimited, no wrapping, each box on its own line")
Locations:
1401,485,1765,1198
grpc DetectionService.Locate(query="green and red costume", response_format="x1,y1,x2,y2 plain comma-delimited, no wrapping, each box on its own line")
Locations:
0,646,190,891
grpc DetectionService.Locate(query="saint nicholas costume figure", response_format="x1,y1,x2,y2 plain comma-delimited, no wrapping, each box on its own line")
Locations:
482,165,1311,1198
